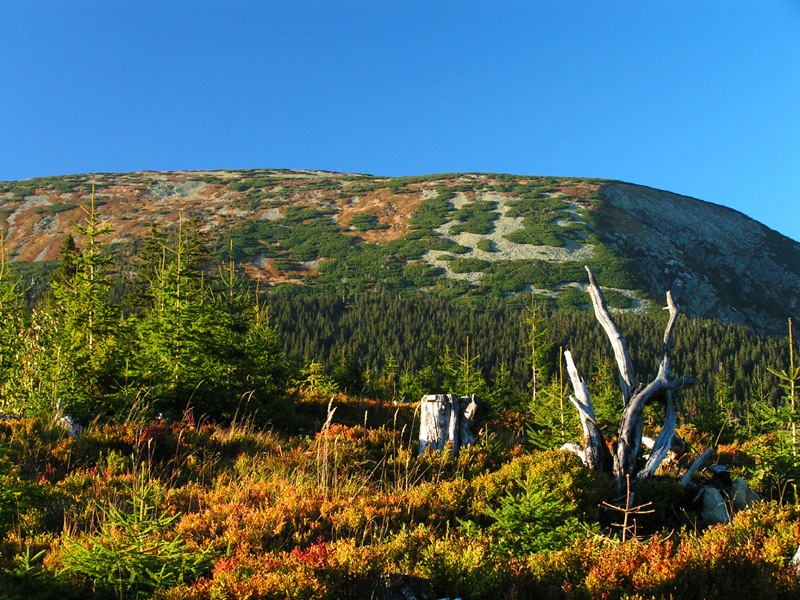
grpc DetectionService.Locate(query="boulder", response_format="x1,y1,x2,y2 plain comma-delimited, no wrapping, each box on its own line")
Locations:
698,487,730,525
731,477,761,512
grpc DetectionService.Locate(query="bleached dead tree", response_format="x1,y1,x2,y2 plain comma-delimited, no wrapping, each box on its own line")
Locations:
565,266,692,495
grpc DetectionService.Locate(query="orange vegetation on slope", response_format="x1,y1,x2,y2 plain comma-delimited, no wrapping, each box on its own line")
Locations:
336,187,427,244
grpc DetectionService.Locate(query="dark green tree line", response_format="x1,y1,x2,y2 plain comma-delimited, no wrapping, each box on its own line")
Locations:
0,211,291,424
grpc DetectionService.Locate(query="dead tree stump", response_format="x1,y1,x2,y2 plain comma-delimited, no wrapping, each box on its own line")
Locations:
418,393,487,455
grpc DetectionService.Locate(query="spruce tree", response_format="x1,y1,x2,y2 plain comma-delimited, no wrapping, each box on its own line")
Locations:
766,320,799,459
207,260,289,420
49,188,123,416
523,296,552,406
527,348,579,449
381,352,399,401
133,218,215,416
55,234,80,283
488,359,526,410
454,337,487,397
241,297,290,419
0,234,27,414
133,221,289,421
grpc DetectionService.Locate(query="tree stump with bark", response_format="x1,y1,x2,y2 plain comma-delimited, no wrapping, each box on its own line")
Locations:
418,393,487,455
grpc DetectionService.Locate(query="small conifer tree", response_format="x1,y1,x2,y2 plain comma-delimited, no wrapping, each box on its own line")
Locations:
523,296,552,406
454,336,487,397
133,218,217,416
0,234,27,414
49,188,122,416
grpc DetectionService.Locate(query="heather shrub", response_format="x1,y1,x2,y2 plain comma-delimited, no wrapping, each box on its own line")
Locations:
698,502,800,567
0,450,60,535
665,528,799,600
524,535,607,598
171,538,385,600
418,533,512,599
580,536,677,600
413,439,510,485
545,503,800,600
2,407,799,600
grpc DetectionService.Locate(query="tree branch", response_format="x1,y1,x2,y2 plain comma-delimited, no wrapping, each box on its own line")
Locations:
681,448,714,487
585,266,635,405
656,290,679,380
613,290,681,493
564,350,611,471
636,389,677,481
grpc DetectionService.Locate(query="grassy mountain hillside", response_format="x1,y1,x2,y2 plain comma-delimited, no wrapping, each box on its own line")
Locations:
2,172,800,600
2,169,798,331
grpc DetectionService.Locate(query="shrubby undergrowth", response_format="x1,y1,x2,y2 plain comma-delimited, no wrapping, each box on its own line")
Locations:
0,403,799,599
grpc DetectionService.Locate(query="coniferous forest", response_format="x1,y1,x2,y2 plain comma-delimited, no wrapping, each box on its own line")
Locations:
1,202,799,599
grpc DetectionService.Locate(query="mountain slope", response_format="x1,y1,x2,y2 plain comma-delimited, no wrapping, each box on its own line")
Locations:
599,182,800,331
1,169,798,332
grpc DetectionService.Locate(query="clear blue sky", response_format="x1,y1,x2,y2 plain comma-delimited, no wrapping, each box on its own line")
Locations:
2,1,799,241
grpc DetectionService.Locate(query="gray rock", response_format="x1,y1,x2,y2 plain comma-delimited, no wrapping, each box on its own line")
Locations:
731,477,761,512
790,544,800,577
698,487,730,525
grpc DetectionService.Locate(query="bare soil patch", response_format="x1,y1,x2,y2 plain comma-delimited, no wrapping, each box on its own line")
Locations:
337,188,425,244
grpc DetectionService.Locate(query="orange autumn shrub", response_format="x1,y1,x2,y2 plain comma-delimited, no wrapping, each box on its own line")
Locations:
164,538,387,600
543,503,800,600
3,413,800,600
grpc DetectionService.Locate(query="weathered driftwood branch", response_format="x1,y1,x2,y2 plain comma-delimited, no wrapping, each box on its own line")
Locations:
614,289,680,490
564,350,612,472
567,267,691,494
680,448,714,487
636,389,676,482
585,266,635,405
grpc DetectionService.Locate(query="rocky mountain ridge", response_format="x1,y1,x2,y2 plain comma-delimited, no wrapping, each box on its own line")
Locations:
1,169,798,333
